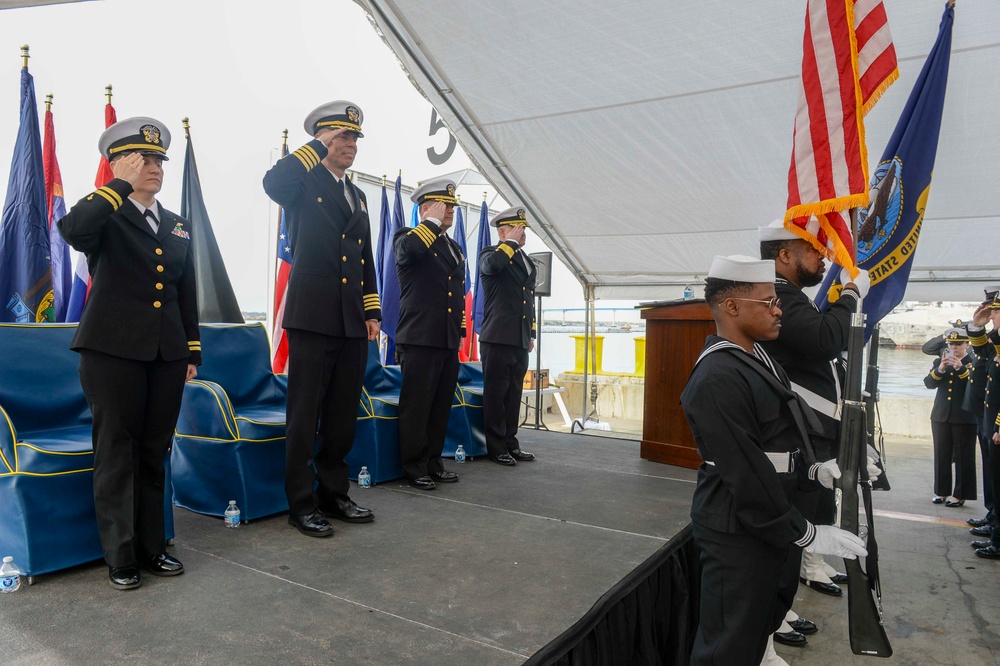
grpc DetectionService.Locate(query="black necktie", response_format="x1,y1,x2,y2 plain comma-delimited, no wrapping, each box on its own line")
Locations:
341,178,355,213
144,209,158,233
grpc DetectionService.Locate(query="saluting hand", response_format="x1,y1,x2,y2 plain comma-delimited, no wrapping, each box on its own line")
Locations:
972,303,990,328
507,225,526,247
111,153,145,186
424,200,449,225
315,127,351,148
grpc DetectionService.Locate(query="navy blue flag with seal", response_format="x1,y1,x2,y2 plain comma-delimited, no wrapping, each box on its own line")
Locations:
0,66,53,323
816,2,954,343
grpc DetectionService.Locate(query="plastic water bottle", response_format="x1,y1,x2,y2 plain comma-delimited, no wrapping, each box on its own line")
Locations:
455,444,466,463
682,285,695,300
358,466,372,489
0,556,21,593
224,500,241,528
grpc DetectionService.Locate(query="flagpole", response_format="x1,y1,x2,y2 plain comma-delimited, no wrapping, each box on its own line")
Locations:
20,45,28,70
273,129,288,289
105,84,112,105
44,93,52,112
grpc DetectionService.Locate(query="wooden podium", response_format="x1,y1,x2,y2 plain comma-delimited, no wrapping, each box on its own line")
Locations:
639,299,716,469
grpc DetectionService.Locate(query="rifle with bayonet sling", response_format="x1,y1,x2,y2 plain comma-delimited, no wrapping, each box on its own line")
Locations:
836,309,893,657
865,324,890,491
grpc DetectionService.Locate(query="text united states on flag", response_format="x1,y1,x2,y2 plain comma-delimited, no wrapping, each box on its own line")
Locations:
785,0,897,276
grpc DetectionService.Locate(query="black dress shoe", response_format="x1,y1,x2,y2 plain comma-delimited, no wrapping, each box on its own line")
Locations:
932,496,946,504
108,565,141,590
509,448,535,462
971,539,992,549
138,552,184,577
408,476,437,490
288,511,334,537
800,577,842,596
967,516,991,527
491,453,517,466
773,630,808,647
320,497,374,523
789,618,818,635
975,545,1000,560
970,525,993,537
829,572,848,584
430,471,459,483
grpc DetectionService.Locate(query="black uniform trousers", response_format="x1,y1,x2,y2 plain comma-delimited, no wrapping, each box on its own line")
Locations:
977,424,994,518
690,522,801,666
397,344,458,480
931,421,978,499
481,341,530,458
284,329,367,515
78,349,187,568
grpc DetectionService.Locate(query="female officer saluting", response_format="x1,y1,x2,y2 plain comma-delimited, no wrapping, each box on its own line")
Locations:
58,117,200,590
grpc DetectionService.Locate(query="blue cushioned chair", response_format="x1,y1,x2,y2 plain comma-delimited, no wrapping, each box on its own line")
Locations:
172,323,288,520
346,341,405,483
0,323,174,578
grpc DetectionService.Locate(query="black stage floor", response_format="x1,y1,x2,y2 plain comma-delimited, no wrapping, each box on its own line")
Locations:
0,430,698,665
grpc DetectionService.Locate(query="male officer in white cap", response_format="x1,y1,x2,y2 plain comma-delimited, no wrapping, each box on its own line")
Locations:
965,287,1000,531
393,178,466,489
681,254,867,666
757,218,870,599
478,206,537,465
263,101,381,537
58,117,199,589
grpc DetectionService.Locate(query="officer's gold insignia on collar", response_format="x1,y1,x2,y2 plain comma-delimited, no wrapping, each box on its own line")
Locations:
141,125,161,145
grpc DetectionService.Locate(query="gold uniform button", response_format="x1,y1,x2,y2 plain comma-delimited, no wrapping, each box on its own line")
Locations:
153,301,161,308
523,300,527,305
361,259,365,265
155,283,163,290
155,248,163,255
156,265,164,272
448,292,452,297
448,308,452,313
447,276,452,281
342,278,348,284
358,239,362,245
361,281,364,286
342,234,346,239
342,256,347,262
317,197,323,203
522,315,526,319
522,287,525,291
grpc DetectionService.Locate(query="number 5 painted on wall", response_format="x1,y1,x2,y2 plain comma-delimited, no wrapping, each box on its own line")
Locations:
427,108,457,165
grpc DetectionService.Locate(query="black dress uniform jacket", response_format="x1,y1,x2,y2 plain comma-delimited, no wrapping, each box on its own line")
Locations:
925,353,977,423
57,178,201,364
394,220,466,348
759,278,858,443
262,139,381,334
971,328,1000,436
478,240,536,348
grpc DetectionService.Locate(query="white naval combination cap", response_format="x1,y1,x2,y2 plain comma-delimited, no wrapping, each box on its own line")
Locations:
708,255,776,283
757,218,800,242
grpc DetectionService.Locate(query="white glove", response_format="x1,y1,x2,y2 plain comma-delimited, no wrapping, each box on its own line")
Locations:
810,459,841,489
839,266,871,299
865,445,883,480
807,525,868,559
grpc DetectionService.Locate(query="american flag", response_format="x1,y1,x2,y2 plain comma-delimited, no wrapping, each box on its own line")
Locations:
271,140,292,373
785,0,897,274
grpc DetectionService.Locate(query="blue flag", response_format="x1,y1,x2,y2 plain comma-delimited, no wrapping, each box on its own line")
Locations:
453,206,471,287
470,201,492,338
816,2,954,342
375,180,389,295
409,202,419,228
0,67,53,323
379,175,405,364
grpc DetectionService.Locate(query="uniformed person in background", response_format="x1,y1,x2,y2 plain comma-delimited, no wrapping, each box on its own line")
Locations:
263,101,381,538
393,178,466,490
924,328,977,506
58,117,199,590
964,286,1000,530
757,218,869,599
478,206,537,466
681,255,867,666
969,296,1000,559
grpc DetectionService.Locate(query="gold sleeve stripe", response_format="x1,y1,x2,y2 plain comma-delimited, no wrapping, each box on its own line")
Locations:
416,225,437,244
93,188,120,209
958,370,971,379
930,370,941,380
970,332,988,346
301,144,321,166
994,344,1000,355
496,243,515,259
294,146,318,168
98,186,123,207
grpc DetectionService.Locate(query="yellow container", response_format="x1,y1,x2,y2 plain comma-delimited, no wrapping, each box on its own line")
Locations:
570,334,604,374
634,336,646,377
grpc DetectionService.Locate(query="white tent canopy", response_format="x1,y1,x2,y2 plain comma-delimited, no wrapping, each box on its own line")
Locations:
358,0,999,301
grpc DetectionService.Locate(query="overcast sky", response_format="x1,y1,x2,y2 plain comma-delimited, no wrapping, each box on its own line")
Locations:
0,0,608,316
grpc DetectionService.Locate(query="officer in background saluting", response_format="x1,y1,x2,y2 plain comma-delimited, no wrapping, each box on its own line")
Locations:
478,206,537,466
393,178,466,490
58,117,199,590
263,101,381,538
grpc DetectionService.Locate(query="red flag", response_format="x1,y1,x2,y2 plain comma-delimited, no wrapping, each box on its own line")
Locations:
271,141,291,373
785,0,897,276
43,105,72,321
94,100,117,187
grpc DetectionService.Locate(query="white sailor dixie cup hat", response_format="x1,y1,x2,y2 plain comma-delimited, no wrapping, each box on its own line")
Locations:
490,206,530,228
757,218,799,242
410,177,459,206
304,100,364,137
708,255,776,283
98,117,171,161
